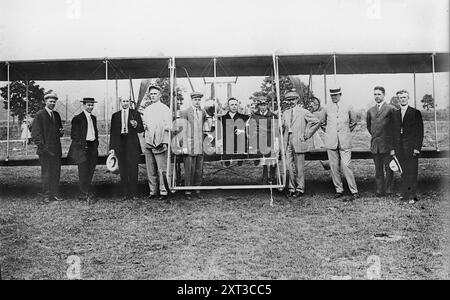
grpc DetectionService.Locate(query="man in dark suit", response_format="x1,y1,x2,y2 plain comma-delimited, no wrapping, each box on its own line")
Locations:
31,93,64,203
68,97,99,203
109,97,144,200
217,97,249,156
393,90,424,204
366,86,397,196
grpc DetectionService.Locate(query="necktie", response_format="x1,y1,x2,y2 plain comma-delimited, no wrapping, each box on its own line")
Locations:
50,111,55,122
122,110,128,134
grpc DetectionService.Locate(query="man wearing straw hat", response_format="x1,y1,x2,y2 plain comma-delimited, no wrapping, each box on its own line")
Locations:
31,92,64,203
322,85,359,200
68,97,99,203
109,97,144,201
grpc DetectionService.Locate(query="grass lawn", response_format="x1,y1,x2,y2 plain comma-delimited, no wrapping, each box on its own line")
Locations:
0,157,448,280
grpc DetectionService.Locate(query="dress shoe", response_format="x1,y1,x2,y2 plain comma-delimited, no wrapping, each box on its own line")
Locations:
343,197,353,202
158,194,168,200
148,194,157,200
237,160,243,166
53,196,64,202
351,193,360,200
286,191,296,198
41,197,51,204
375,191,385,197
334,192,344,198
294,191,304,198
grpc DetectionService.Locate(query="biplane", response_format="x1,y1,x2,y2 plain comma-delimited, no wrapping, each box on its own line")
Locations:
0,52,449,191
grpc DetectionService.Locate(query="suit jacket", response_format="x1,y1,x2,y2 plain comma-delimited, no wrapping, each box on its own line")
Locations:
249,109,278,154
109,109,144,157
217,111,249,154
31,108,63,157
366,102,396,154
393,106,424,156
177,107,208,155
67,112,99,164
322,101,357,150
282,105,320,153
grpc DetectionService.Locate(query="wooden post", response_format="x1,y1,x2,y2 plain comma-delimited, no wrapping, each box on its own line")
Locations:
6,62,10,160
431,53,439,151
105,59,109,150
273,54,287,189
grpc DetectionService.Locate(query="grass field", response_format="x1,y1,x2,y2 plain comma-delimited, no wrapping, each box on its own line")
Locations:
0,156,449,280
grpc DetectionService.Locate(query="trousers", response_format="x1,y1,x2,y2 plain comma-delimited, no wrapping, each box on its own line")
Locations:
144,148,168,196
327,149,358,194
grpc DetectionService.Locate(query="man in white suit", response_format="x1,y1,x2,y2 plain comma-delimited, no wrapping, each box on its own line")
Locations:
282,91,321,198
322,86,359,200
142,85,172,200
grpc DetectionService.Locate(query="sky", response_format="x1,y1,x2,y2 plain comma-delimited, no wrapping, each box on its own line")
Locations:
0,0,448,116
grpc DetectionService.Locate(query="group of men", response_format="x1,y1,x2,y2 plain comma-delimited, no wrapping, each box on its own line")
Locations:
31,82,424,204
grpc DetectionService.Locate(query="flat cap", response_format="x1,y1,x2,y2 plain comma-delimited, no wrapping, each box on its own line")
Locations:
147,84,162,92
256,95,268,105
44,93,58,101
190,91,204,99
284,91,300,99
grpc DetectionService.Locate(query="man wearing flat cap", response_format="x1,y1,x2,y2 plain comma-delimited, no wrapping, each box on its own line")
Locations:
109,97,144,201
142,85,172,200
31,92,64,203
322,86,359,200
176,91,209,197
249,95,279,184
68,97,99,203
282,91,320,198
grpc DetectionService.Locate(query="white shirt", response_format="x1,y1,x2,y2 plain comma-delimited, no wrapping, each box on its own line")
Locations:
228,112,236,119
192,106,201,120
400,104,409,122
83,110,95,141
121,108,129,134
142,101,171,147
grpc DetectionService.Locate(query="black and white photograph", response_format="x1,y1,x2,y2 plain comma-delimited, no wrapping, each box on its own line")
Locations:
0,0,449,284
